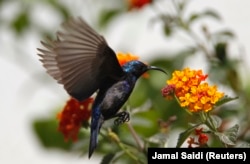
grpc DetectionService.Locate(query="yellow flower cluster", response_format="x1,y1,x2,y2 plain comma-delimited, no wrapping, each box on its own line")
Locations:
165,68,224,112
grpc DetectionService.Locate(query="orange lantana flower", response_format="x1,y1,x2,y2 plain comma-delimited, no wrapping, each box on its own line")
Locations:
162,67,224,112
116,52,139,66
128,0,152,9
57,97,93,142
187,128,209,148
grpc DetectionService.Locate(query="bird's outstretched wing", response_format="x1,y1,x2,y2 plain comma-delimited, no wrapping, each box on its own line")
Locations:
37,17,124,101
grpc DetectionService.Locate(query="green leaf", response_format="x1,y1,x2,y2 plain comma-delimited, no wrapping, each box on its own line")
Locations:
164,25,172,36
188,9,221,24
176,124,200,147
208,115,222,129
215,124,239,145
177,0,189,11
99,9,121,28
101,153,116,164
215,95,238,107
213,30,235,40
148,133,169,147
238,143,250,148
158,14,177,36
188,13,200,23
11,11,30,34
32,118,72,151
203,10,221,19
215,42,227,63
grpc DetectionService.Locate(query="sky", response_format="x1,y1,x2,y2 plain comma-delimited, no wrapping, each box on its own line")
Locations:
0,0,250,164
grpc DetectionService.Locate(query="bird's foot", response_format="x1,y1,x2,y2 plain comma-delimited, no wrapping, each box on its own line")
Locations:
114,111,130,126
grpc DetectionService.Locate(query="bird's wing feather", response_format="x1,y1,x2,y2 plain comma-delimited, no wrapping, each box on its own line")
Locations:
38,17,124,100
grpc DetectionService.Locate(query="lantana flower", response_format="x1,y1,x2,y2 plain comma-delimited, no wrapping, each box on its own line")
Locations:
127,0,152,9
187,128,209,148
116,52,139,66
162,67,224,112
57,97,93,142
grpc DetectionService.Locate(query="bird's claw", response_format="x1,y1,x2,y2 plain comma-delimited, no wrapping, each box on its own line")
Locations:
114,111,130,126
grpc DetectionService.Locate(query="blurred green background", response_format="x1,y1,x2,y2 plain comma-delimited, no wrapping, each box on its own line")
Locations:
1,0,250,163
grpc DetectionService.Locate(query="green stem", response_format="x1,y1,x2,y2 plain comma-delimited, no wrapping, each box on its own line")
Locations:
117,142,144,164
199,111,216,132
200,112,228,147
207,112,218,132
172,0,212,59
106,128,145,164
126,122,144,152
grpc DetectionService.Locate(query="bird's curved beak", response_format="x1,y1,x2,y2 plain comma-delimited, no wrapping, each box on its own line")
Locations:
148,66,167,75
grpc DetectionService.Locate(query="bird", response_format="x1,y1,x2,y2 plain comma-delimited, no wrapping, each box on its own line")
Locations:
37,17,166,158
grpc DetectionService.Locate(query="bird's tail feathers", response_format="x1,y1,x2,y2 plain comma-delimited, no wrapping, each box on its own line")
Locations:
88,115,104,158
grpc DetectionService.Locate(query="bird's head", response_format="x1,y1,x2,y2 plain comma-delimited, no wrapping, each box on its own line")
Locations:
122,60,167,78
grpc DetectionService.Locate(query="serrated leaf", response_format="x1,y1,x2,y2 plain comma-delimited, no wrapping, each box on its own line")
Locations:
148,133,169,147
176,124,200,147
238,143,250,148
215,96,238,107
225,124,239,142
209,115,222,129
101,153,115,164
215,124,239,145
215,132,235,145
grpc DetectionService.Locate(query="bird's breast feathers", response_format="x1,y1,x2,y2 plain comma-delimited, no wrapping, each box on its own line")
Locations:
101,80,133,110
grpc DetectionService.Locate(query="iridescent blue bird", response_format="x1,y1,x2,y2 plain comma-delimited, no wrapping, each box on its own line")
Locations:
37,17,166,158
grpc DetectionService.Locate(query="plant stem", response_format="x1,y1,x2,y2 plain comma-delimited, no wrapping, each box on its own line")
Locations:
126,122,144,152
107,128,145,163
117,142,144,164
